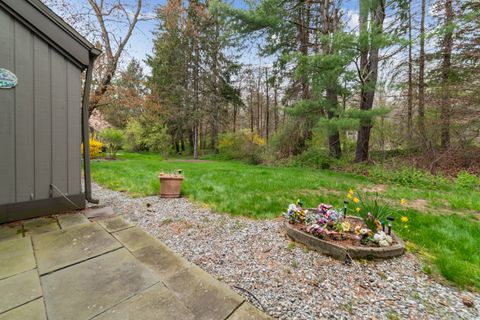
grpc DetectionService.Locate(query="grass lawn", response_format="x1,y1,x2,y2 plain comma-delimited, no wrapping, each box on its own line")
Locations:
91,152,480,291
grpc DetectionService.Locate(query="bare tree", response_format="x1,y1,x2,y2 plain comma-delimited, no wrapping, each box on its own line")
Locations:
42,0,146,116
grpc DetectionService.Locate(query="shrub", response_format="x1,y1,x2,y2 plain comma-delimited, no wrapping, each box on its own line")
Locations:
369,166,450,190
455,171,479,190
218,130,266,164
143,125,171,158
81,133,103,159
290,148,333,169
124,119,147,152
100,128,124,159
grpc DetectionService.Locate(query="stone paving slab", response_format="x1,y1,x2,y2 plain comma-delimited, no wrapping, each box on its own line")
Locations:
98,216,134,233
0,223,23,242
131,243,189,279
57,213,90,229
0,269,42,314
0,237,36,280
112,226,158,252
33,222,122,275
41,248,161,320
23,217,59,235
163,265,244,320
93,283,195,320
0,298,46,320
227,302,273,320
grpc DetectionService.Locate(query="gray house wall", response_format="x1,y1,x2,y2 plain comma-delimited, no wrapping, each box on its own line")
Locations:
0,7,83,219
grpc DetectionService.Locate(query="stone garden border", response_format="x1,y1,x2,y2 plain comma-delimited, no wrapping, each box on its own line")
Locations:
285,219,405,260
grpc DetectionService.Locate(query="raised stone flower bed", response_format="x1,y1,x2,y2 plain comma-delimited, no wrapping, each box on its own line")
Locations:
285,220,405,260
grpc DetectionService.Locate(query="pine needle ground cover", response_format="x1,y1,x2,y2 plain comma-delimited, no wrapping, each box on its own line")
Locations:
91,152,480,290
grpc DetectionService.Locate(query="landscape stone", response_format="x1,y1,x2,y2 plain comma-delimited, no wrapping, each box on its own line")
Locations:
23,217,59,235
98,216,134,233
94,283,195,320
163,265,244,320
0,269,42,314
0,237,36,279
41,248,161,320
0,299,46,320
33,222,122,275
227,302,273,320
56,213,89,229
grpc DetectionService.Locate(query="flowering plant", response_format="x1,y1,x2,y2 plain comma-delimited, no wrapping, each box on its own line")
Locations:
372,231,393,247
284,199,307,224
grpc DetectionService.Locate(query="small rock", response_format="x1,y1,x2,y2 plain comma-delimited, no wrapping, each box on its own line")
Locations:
462,295,475,308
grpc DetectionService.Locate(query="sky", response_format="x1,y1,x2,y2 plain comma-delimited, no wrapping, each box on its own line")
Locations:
47,0,436,77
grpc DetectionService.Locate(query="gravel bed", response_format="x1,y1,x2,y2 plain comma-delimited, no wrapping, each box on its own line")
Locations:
91,183,479,320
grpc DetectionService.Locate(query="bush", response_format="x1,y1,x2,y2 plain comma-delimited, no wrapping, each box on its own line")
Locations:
369,166,450,190
124,119,147,152
455,171,480,190
218,130,266,164
100,128,124,159
290,148,333,169
123,119,171,157
81,133,103,159
143,125,171,158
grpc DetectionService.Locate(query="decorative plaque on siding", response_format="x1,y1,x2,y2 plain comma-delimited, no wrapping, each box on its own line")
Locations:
0,68,18,89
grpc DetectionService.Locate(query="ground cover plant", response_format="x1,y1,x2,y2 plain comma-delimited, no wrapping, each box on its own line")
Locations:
91,152,480,290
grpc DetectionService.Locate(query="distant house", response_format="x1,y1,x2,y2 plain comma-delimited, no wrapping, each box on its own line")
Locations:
0,0,101,223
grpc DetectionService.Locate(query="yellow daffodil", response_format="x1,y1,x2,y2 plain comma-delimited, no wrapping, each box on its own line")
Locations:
355,207,361,213
347,194,352,199
400,199,408,205
401,216,409,223
348,188,354,195
353,197,360,204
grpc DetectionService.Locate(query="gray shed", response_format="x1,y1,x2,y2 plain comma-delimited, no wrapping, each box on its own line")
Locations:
0,0,101,223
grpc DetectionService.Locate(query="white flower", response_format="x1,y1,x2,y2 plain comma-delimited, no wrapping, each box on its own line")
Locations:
385,235,393,244
288,204,296,212
379,239,390,247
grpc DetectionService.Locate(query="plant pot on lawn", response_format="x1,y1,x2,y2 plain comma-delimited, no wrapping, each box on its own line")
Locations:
159,172,183,198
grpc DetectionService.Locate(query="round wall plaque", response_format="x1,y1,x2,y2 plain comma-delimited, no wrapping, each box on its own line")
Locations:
0,68,18,89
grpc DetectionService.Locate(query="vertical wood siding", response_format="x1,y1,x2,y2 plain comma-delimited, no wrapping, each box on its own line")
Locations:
0,8,83,205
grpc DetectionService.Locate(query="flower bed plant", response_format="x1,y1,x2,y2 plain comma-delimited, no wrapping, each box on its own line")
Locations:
284,190,409,248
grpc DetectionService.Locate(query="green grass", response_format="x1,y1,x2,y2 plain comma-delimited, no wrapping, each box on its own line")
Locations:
91,152,480,291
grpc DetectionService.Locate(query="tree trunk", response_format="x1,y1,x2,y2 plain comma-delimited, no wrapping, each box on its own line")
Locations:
265,67,270,142
418,0,426,139
440,0,453,149
326,88,342,158
407,1,413,141
354,0,385,163
274,85,278,133
250,88,254,133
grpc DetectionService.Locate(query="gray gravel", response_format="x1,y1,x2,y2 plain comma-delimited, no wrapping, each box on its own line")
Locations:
91,182,480,320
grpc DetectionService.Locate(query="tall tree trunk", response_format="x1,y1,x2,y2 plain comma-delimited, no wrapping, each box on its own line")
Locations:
326,88,342,158
354,0,385,162
265,67,270,142
256,67,261,134
274,85,278,133
440,0,453,149
418,0,426,139
407,0,413,141
250,87,254,133
233,103,237,134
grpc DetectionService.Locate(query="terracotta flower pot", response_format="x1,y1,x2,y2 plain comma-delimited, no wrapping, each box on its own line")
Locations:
159,174,184,198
